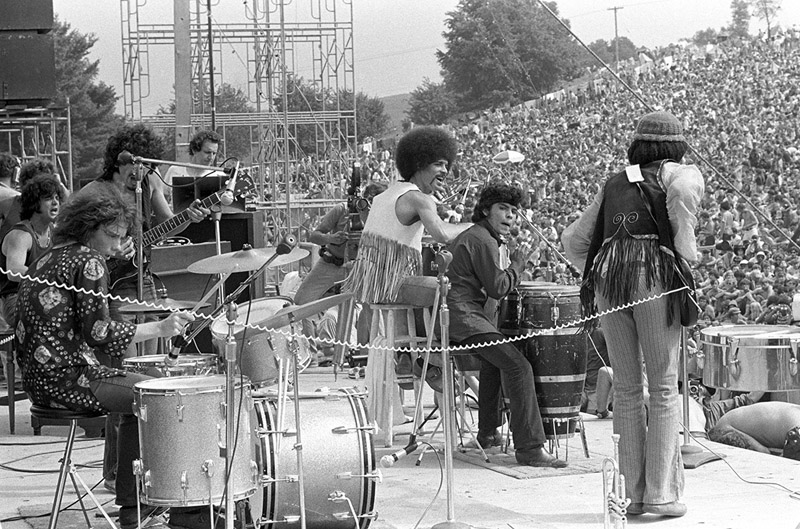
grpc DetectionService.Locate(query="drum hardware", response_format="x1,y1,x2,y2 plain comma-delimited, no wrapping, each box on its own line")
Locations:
187,245,309,275
602,433,629,529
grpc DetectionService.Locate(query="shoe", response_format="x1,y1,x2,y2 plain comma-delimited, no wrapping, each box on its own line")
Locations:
169,508,224,529
395,353,413,376
476,429,502,449
643,502,687,517
514,447,568,468
413,357,444,393
119,505,168,529
626,502,644,515
595,410,611,419
318,358,333,367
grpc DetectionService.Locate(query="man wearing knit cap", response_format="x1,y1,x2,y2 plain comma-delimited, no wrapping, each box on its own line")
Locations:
446,182,567,468
562,110,704,516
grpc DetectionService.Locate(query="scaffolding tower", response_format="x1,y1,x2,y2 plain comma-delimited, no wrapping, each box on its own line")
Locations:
120,0,357,242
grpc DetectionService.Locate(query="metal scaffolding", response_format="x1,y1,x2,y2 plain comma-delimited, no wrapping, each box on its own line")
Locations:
0,105,74,191
120,0,357,243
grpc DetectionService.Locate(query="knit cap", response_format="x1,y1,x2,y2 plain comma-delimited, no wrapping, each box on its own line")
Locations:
633,111,685,142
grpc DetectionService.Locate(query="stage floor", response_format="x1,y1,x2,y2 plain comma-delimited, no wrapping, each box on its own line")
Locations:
1,366,799,529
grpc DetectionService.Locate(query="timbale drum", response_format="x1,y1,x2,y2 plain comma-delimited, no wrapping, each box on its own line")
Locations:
248,388,377,528
701,324,800,392
133,375,258,507
123,354,218,378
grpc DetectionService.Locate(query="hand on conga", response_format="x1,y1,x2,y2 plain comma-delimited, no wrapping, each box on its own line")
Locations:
159,311,195,338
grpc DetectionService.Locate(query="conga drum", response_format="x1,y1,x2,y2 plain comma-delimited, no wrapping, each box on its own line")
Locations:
515,284,588,439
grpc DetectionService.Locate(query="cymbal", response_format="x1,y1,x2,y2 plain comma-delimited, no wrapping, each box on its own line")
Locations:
187,246,310,275
257,293,353,329
118,298,210,314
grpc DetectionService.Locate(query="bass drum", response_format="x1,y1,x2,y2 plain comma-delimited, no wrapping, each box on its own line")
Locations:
701,324,800,392
249,388,377,529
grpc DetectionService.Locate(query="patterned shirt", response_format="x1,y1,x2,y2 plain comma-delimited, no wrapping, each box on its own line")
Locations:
16,243,136,412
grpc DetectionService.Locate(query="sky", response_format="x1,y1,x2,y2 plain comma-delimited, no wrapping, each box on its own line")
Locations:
51,0,800,117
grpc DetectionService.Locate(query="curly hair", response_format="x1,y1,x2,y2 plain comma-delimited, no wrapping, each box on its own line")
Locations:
395,126,458,181
19,158,56,188
53,184,138,245
0,153,19,182
189,129,222,155
20,175,66,220
627,140,688,166
101,124,165,181
471,182,528,222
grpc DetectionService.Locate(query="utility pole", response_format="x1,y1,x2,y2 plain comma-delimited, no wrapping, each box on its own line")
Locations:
607,6,623,72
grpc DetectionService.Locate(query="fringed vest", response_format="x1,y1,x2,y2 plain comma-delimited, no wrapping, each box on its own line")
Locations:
342,181,425,303
580,160,681,328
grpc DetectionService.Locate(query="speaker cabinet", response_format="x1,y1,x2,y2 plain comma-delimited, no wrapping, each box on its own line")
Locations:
0,0,54,32
0,33,56,103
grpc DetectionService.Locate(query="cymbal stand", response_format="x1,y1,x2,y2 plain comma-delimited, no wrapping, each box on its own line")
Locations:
134,162,146,355
172,236,296,529
289,323,309,529
431,254,472,529
516,210,582,279
680,327,720,468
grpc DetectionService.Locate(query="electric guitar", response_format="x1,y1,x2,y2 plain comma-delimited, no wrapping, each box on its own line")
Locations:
107,174,255,290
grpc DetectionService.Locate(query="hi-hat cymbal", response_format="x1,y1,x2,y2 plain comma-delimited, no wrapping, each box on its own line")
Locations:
187,246,309,275
257,293,353,329
118,298,210,314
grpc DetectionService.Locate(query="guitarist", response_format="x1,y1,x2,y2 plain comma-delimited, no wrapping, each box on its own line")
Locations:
76,124,210,500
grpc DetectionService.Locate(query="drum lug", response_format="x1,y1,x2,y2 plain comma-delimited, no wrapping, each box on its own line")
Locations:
137,403,148,422
143,469,151,489
696,351,705,371
725,337,741,379
249,460,259,485
791,340,800,377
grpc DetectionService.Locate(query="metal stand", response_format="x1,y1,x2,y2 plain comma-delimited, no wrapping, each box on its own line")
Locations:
679,327,722,469
430,260,474,529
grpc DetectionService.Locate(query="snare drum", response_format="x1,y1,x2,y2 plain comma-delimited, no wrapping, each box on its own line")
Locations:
123,354,218,378
134,375,258,507
701,325,800,391
249,388,377,528
211,297,312,387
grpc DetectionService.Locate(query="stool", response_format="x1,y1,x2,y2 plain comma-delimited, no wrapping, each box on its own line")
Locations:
366,303,433,447
29,405,116,529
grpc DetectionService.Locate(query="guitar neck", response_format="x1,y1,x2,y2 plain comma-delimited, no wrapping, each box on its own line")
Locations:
142,192,222,247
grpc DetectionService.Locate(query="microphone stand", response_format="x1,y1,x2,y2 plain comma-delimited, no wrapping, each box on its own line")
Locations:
516,211,582,279
134,162,145,356
430,252,472,529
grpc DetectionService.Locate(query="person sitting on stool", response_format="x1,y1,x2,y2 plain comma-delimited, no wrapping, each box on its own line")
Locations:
445,182,567,468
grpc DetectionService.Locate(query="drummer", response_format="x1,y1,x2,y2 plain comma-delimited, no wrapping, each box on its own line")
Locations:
445,182,567,468
13,186,212,529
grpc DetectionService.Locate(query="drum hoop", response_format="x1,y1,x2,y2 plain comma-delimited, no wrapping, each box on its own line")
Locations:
534,374,586,383
702,341,796,350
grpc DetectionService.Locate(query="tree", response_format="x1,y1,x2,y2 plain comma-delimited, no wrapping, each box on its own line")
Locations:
340,90,391,143
52,17,123,184
748,0,781,38
692,27,722,46
157,82,255,163
406,79,459,126
729,0,751,38
438,0,584,112
581,37,637,70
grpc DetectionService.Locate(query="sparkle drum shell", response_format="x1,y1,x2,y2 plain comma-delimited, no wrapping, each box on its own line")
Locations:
134,375,258,506
249,388,377,528
123,354,218,378
701,325,800,392
211,297,311,387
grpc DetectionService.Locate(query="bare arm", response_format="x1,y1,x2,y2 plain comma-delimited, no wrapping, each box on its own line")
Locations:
397,191,469,244
2,230,33,282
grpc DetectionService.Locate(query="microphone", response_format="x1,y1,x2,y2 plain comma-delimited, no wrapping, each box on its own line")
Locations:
117,151,139,166
276,234,297,255
380,441,418,468
435,250,453,277
219,161,240,206
164,335,187,368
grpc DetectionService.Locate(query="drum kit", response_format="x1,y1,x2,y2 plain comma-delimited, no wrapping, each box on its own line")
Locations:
119,241,379,529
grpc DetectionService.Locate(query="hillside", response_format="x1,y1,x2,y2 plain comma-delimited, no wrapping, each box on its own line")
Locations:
379,92,411,140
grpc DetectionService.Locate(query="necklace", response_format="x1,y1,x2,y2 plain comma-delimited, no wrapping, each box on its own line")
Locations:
29,221,51,248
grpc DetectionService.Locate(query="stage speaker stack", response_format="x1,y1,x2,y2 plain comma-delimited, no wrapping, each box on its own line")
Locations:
0,0,56,108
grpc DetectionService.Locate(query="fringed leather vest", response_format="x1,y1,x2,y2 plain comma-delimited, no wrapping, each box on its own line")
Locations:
580,160,681,327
